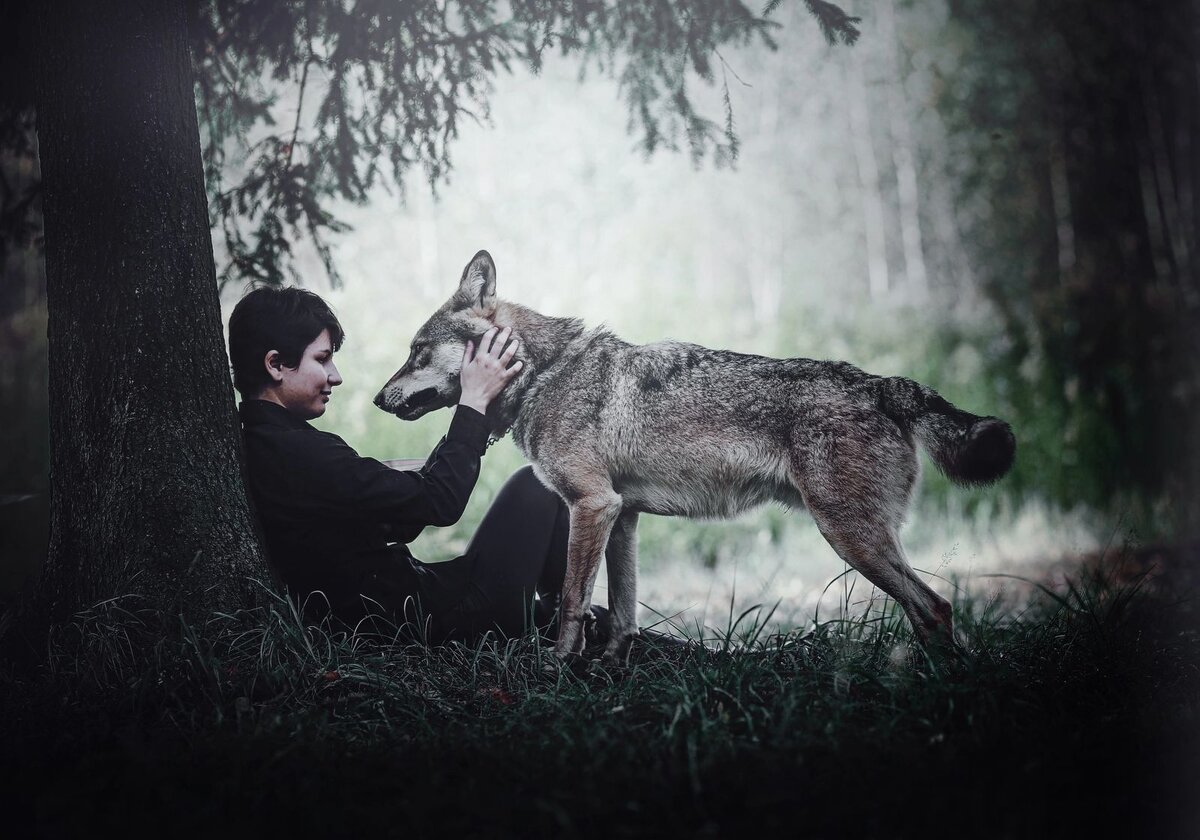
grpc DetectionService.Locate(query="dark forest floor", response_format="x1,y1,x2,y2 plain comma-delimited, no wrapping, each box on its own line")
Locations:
1,546,1197,839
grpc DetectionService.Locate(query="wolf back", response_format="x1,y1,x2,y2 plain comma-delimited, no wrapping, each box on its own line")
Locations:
507,332,1013,509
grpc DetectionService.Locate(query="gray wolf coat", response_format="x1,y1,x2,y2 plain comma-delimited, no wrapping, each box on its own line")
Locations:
375,251,1016,662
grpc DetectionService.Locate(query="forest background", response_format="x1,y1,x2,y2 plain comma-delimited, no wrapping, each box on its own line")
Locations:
1,0,1196,631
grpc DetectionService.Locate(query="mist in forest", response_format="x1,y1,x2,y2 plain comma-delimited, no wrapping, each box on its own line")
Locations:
216,0,1197,628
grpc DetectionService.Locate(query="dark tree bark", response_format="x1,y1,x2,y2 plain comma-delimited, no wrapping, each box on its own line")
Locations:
20,0,268,634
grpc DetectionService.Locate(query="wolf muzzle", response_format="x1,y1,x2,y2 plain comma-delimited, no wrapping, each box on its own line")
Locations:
375,387,440,418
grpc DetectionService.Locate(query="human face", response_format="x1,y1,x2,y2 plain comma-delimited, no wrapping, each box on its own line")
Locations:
265,328,343,420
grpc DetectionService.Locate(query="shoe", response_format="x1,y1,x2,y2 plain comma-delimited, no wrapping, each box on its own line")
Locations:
585,605,611,647
534,601,612,646
553,603,697,652
638,626,695,651
590,607,695,651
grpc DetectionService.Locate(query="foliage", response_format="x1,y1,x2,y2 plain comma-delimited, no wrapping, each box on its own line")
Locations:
189,0,858,287
1,559,1194,836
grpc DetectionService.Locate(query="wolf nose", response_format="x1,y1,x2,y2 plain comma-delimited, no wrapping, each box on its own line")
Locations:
373,391,385,409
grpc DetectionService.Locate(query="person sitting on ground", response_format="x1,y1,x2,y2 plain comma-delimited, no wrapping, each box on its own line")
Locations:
228,285,572,642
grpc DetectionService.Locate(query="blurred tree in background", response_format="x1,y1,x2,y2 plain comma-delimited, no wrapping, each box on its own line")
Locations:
0,105,46,598
931,0,1198,524
0,9,47,599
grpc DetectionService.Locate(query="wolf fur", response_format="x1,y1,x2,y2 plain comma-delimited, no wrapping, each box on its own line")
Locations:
375,251,1016,662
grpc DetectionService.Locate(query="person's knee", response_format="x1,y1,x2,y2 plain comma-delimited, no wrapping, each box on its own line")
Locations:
511,463,538,486
502,464,555,502
521,465,567,516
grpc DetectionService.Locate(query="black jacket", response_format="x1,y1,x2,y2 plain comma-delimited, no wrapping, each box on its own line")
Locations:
238,399,491,620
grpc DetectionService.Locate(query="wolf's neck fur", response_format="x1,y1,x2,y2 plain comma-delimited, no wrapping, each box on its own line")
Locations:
484,300,588,437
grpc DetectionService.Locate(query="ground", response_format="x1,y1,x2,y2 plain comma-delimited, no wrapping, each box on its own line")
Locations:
1,544,1196,838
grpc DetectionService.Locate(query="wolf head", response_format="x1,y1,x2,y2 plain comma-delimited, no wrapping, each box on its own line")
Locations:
373,250,502,420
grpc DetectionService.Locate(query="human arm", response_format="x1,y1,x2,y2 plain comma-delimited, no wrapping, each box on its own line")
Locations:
250,328,521,539
272,404,490,540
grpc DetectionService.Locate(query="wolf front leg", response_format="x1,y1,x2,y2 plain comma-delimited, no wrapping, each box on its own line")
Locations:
555,490,622,659
602,510,640,665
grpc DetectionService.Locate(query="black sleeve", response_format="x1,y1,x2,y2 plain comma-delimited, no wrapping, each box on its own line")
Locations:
292,406,491,540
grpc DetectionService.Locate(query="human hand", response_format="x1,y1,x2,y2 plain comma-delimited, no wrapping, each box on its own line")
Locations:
458,326,522,415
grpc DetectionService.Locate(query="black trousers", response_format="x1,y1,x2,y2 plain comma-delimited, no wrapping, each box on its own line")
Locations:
407,465,570,642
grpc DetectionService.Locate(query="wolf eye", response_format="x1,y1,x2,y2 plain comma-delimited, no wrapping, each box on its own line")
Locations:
410,343,424,356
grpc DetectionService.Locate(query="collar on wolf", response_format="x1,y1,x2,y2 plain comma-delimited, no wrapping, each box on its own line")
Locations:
485,421,511,449
483,396,517,446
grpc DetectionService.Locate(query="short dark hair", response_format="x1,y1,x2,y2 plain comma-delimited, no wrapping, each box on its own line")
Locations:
228,286,345,398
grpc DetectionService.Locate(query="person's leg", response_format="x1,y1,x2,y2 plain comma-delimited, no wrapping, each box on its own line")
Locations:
435,465,569,640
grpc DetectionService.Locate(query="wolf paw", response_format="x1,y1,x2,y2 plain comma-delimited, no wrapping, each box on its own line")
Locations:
543,651,590,677
600,633,636,667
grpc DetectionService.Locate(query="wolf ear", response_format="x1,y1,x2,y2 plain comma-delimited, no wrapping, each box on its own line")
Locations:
456,250,497,310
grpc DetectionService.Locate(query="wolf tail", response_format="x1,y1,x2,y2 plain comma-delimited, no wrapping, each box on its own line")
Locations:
878,376,1016,486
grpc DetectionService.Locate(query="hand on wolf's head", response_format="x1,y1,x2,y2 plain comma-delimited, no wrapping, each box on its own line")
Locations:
458,325,522,415
455,250,497,312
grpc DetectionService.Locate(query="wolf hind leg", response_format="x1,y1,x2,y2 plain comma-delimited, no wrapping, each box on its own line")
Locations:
602,510,640,665
556,490,622,658
792,424,953,645
810,516,953,644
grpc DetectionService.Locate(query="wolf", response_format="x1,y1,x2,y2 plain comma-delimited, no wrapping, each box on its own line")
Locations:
375,250,1016,663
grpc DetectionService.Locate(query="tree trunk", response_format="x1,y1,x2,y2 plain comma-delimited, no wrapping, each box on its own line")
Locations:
878,0,928,301
24,0,268,633
1046,112,1077,281
843,34,889,300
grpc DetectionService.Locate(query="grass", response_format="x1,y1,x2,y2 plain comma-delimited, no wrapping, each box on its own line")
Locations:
1,558,1197,839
